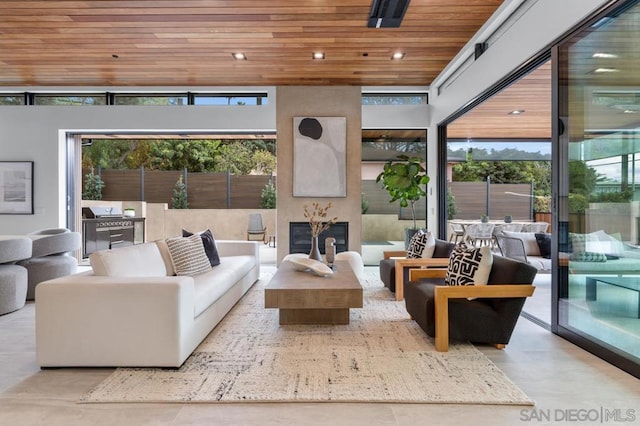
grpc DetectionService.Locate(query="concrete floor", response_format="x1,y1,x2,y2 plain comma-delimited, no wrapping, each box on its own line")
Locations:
2,264,639,426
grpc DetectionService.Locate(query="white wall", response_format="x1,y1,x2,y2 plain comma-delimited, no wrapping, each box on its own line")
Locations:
425,0,611,234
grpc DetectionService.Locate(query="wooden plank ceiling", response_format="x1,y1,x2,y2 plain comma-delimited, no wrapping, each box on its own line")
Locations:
0,0,503,87
448,61,552,139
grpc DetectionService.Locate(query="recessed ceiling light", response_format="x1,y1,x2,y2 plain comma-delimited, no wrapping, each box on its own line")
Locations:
508,110,525,115
593,67,619,73
391,52,405,60
592,52,618,59
312,52,325,60
232,53,247,60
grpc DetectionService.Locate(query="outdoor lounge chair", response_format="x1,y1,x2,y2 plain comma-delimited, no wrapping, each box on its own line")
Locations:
247,213,267,243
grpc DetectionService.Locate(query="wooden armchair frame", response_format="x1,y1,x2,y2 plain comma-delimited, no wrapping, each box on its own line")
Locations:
383,250,450,301
408,268,535,352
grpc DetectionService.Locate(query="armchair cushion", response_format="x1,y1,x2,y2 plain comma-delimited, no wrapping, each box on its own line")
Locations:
502,231,540,256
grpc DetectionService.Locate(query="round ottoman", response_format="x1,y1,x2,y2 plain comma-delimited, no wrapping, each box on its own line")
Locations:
20,255,78,300
19,229,81,300
0,236,32,315
0,265,28,315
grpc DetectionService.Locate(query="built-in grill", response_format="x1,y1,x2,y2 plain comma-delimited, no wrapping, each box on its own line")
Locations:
82,207,145,258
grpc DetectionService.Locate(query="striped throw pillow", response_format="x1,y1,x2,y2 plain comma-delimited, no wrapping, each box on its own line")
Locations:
165,234,212,276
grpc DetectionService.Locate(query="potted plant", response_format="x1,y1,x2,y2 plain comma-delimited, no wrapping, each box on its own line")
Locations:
124,208,136,217
376,155,429,246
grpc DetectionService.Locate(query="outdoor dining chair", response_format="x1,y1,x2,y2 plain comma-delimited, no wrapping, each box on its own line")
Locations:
247,213,267,243
464,223,495,247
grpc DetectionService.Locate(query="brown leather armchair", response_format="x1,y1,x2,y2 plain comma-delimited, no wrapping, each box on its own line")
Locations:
404,255,536,352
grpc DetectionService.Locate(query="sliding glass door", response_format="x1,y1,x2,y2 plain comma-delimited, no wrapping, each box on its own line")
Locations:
557,0,640,375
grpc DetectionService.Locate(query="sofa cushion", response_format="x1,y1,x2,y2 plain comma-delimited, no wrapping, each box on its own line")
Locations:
90,242,167,277
406,230,435,259
166,235,212,276
192,255,255,316
503,231,541,256
182,228,220,267
444,243,493,287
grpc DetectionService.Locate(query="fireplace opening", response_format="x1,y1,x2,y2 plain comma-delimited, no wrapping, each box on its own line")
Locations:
289,222,348,254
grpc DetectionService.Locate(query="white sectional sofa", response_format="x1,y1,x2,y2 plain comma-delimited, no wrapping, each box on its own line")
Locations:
36,239,259,368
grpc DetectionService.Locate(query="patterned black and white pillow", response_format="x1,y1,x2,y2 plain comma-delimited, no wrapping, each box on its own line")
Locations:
444,243,493,286
406,230,435,258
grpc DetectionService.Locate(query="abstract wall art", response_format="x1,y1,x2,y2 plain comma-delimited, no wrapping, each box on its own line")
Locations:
293,116,346,197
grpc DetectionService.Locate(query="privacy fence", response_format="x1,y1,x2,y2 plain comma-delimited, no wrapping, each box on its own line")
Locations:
449,181,535,220
86,169,534,220
85,168,273,209
362,181,535,221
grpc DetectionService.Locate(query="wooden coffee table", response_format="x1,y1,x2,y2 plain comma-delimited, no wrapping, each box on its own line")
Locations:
265,260,363,325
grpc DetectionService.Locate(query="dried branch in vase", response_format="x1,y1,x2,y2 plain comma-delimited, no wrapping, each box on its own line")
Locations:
303,202,338,237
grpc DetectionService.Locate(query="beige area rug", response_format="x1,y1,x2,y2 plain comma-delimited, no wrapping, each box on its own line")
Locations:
81,270,534,405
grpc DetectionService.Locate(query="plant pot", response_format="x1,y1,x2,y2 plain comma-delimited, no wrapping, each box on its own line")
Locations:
481,216,489,223
504,215,512,223
123,209,135,217
404,228,421,249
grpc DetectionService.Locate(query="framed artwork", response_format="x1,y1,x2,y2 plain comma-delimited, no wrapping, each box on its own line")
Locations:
293,116,346,197
0,161,34,214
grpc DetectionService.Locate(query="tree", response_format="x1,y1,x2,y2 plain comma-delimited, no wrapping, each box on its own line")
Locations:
446,187,458,220
568,160,600,196
214,142,254,174
260,181,276,209
149,140,220,172
171,175,188,209
252,150,277,175
82,168,105,200
376,155,429,230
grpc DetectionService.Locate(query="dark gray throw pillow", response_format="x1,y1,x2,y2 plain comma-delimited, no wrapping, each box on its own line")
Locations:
182,228,220,266
535,233,551,259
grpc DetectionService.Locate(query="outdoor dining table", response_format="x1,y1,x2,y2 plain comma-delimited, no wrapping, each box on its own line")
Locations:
448,220,532,248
